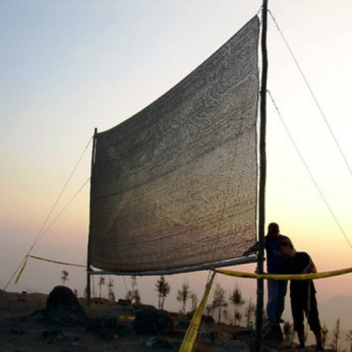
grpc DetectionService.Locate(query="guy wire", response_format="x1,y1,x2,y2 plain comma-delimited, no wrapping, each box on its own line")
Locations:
32,135,93,247
3,136,93,291
268,90,352,249
269,10,352,180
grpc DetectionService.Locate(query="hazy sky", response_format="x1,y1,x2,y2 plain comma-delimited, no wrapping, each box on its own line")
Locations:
1,0,352,331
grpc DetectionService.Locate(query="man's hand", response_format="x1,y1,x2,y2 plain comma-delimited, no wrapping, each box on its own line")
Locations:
242,250,252,257
242,242,259,257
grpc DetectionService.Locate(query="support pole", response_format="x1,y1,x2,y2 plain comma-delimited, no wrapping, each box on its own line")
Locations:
255,0,268,351
86,128,98,305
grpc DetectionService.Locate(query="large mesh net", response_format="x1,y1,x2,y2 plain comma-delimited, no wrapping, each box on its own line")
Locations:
89,16,260,273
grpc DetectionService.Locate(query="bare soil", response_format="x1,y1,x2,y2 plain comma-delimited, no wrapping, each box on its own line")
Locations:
0,290,331,352
0,290,233,352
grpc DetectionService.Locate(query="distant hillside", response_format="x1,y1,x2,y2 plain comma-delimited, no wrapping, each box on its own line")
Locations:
319,295,352,329
287,295,352,350
317,295,352,351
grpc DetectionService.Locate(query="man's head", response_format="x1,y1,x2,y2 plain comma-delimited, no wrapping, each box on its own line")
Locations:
277,239,295,257
267,222,280,239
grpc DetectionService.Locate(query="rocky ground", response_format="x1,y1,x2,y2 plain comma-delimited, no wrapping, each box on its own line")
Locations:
0,287,334,352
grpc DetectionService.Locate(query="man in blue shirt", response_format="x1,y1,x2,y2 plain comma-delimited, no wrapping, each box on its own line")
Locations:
243,222,290,325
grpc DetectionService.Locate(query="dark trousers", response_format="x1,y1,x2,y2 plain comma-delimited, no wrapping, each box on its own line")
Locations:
291,292,321,331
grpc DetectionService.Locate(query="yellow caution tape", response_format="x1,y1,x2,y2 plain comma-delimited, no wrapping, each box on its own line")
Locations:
216,267,352,280
28,255,85,268
14,257,28,284
180,271,216,352
118,315,135,321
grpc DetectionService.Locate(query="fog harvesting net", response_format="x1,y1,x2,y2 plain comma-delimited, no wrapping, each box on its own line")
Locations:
89,16,260,273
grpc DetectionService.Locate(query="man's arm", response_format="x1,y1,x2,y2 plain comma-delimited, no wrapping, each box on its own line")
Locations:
308,255,317,273
303,254,317,273
242,242,259,256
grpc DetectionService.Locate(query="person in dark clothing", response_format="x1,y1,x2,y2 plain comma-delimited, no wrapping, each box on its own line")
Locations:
243,222,290,325
277,239,324,351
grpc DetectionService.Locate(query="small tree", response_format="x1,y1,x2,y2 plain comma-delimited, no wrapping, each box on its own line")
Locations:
84,286,88,299
155,275,171,309
244,298,255,326
346,329,352,352
321,323,329,348
107,276,115,301
126,276,142,305
98,276,105,298
229,283,245,326
223,308,229,323
206,304,213,316
125,276,135,302
61,270,69,286
211,283,228,324
133,289,141,305
176,280,191,314
283,321,294,342
235,311,243,326
190,292,198,311
329,319,341,351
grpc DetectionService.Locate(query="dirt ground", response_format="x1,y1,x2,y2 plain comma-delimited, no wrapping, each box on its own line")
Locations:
0,290,236,352
0,290,331,352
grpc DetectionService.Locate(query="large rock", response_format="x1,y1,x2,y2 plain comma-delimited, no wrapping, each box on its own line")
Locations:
140,335,175,350
228,340,250,352
185,312,215,325
44,286,87,326
133,307,173,335
263,323,283,346
87,314,135,339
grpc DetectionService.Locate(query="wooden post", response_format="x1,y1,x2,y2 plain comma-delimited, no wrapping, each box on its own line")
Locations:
255,0,269,350
86,128,98,305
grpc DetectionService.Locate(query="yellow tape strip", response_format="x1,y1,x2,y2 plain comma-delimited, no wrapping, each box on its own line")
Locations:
14,257,28,284
180,271,216,352
118,315,135,321
216,267,352,280
28,255,85,268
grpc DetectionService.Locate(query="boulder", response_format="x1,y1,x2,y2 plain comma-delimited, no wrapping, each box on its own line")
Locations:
133,307,173,335
87,314,135,339
140,335,175,350
228,340,250,352
263,323,284,345
202,315,215,324
116,298,131,306
44,286,87,326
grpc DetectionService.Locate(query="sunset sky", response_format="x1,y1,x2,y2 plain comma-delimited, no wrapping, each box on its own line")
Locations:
1,0,352,329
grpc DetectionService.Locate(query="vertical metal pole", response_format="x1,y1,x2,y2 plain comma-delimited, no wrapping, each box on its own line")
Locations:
255,0,268,351
86,128,98,305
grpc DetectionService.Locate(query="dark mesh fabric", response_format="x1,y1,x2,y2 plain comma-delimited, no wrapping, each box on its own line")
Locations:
89,16,260,272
